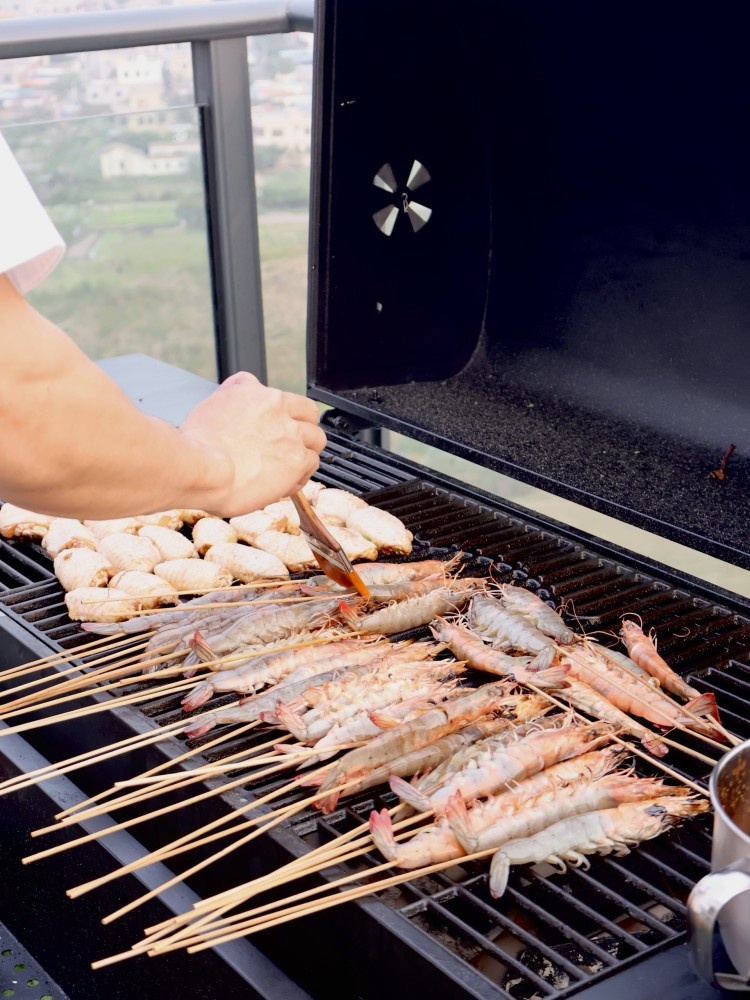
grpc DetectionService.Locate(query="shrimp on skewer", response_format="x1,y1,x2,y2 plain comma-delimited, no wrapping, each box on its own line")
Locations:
562,641,725,740
389,720,614,815
370,811,465,868
340,580,485,636
446,772,685,854
467,594,556,655
557,676,669,757
304,552,466,591
620,618,721,717
310,681,517,813
493,584,577,645
488,795,709,898
430,618,568,688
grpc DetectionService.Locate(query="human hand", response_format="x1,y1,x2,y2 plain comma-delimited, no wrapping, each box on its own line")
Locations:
178,371,327,516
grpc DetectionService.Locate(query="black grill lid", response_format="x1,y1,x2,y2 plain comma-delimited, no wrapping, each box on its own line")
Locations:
307,0,750,570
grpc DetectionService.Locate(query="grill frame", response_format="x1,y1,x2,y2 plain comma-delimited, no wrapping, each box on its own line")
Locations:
0,435,747,1000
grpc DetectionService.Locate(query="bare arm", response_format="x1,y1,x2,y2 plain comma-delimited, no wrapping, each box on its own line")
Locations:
0,275,326,518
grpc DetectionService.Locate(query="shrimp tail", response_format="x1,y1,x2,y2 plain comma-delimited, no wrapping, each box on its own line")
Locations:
369,808,398,862
529,663,569,690
338,600,361,630
642,732,669,757
183,715,216,739
530,647,556,671
369,710,402,730
489,850,511,898
389,774,431,812
275,701,310,742
190,630,217,663
443,791,476,852
685,691,727,740
181,680,214,712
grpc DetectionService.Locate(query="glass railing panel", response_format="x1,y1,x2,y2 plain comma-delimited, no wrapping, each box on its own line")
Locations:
4,105,217,380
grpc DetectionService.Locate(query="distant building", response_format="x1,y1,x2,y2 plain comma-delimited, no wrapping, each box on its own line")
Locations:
252,102,311,159
99,138,199,178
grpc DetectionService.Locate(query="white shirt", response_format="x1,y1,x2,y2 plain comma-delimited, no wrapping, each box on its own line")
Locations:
0,131,65,294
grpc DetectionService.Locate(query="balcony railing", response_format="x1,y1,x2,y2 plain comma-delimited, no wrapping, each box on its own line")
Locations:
0,0,315,383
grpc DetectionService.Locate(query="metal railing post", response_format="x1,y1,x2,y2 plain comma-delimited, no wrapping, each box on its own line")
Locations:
193,37,266,382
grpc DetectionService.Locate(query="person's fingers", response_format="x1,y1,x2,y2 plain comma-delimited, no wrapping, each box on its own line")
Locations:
283,392,321,423
220,370,260,390
299,421,327,454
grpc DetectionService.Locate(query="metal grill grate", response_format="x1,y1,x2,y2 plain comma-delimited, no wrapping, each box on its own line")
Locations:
0,455,748,1000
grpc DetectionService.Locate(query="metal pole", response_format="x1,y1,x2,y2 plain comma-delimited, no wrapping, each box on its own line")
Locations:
193,37,267,381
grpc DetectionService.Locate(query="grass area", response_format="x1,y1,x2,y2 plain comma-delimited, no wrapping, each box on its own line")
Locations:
26,215,310,391
81,201,180,228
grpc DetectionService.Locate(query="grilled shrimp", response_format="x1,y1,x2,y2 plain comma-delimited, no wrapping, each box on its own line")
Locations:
138,525,197,562
562,642,724,739
341,580,485,636
447,771,683,854
620,619,707,703
204,542,289,583
305,553,466,590
494,584,576,644
192,517,238,556
55,548,113,591
488,795,709,898
311,681,516,812
229,510,286,545
390,721,614,814
430,618,567,688
196,596,342,656
97,533,162,574
65,587,143,623
0,503,53,540
109,571,179,608
83,518,140,539
559,676,669,757
370,810,465,868
42,518,97,558
468,594,557,655
312,488,368,525
181,636,388,710
154,558,233,593
253,530,317,573
345,506,413,555
440,748,624,842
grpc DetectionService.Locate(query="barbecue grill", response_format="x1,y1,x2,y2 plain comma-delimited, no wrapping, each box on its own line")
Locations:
2,1,750,997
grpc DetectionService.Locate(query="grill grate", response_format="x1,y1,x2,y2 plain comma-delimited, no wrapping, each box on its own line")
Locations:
0,453,748,1000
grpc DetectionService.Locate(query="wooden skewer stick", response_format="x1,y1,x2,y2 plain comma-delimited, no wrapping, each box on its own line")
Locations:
56,719,261,820
0,671,196,739
0,636,151,705
0,630,141,683
54,732,296,829
0,715,190,798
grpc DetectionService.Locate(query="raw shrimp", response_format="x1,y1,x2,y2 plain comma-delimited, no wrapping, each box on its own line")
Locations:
440,748,624,844
468,594,557,655
370,810,465,868
494,584,576,644
195,596,342,656
446,771,683,854
562,641,725,740
488,795,709,898
559,676,669,757
345,506,413,555
311,681,517,812
304,553,465,590
430,618,567,688
620,619,709,704
42,518,97,558
181,636,389,710
390,721,614,814
341,580,485,636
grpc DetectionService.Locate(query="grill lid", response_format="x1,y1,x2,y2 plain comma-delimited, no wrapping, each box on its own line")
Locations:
307,0,750,569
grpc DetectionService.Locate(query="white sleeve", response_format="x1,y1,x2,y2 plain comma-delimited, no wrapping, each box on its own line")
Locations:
0,131,65,294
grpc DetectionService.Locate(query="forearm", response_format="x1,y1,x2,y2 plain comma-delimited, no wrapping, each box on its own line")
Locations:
0,280,233,518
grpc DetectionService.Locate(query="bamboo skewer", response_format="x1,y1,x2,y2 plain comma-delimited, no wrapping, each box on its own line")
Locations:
0,630,145,683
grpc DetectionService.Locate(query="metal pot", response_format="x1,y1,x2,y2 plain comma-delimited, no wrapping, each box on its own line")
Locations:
688,740,750,991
